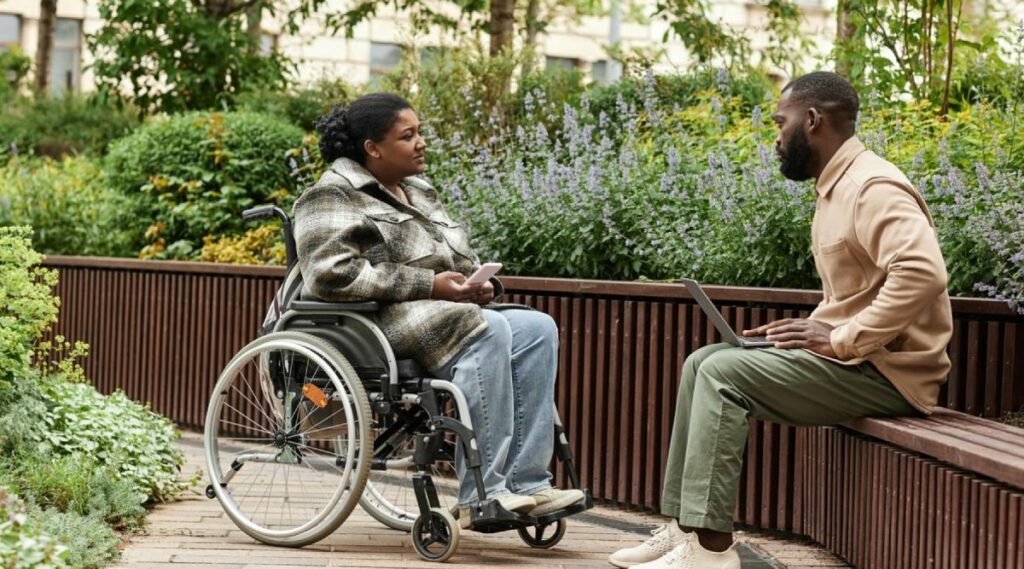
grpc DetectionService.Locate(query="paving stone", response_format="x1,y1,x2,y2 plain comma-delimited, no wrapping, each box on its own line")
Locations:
113,432,850,568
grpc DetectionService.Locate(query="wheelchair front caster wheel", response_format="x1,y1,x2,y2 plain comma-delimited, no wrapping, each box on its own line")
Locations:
517,517,566,549
412,508,460,562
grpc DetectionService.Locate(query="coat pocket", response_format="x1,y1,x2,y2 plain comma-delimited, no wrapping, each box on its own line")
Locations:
817,239,868,300
431,218,476,261
366,212,435,264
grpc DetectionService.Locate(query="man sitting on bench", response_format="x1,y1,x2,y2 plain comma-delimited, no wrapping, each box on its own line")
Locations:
609,71,953,569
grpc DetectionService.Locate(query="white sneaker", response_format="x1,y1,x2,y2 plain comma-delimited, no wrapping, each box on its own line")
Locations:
529,487,586,516
631,533,741,569
608,523,688,568
457,494,537,528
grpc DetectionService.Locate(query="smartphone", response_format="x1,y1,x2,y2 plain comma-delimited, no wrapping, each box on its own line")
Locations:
465,262,503,285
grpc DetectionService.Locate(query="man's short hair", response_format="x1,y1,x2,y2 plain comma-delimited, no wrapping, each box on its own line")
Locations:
782,71,859,124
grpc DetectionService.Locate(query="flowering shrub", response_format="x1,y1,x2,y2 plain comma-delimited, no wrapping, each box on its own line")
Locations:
422,73,1024,311
199,224,287,265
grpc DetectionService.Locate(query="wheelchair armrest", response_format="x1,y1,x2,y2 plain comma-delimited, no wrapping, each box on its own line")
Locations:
289,300,380,313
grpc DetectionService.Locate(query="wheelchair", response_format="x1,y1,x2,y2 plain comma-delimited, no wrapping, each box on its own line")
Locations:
202,205,593,562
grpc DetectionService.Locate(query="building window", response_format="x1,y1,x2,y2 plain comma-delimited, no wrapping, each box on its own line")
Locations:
369,42,402,84
0,14,21,51
591,60,610,84
49,18,81,96
545,56,579,72
259,33,277,57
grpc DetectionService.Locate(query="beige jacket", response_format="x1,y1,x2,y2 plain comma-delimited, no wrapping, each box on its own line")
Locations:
809,137,953,414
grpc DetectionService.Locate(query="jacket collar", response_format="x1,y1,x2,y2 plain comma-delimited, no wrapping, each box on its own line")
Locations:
815,136,866,198
328,157,437,196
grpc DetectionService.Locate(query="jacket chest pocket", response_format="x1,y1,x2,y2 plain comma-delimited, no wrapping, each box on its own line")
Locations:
431,218,475,261
816,239,869,300
367,212,435,264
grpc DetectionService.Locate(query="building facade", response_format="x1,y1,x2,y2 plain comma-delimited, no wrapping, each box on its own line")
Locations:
0,0,839,96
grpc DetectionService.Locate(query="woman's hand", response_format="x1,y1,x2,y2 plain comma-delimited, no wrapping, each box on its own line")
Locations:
431,271,482,302
471,281,495,305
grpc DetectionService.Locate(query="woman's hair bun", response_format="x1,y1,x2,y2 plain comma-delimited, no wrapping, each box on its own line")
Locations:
315,105,359,163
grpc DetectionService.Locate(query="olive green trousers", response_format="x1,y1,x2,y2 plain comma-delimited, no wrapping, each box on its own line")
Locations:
660,343,916,532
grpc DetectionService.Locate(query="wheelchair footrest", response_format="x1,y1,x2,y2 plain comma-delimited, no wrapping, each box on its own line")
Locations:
467,499,537,534
533,488,594,526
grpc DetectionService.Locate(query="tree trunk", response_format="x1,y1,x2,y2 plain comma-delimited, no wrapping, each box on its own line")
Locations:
835,0,857,78
523,0,541,72
246,3,263,53
35,0,57,95
489,0,515,56
940,0,956,116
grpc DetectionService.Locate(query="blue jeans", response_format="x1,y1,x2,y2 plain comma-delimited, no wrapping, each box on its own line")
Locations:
434,308,558,507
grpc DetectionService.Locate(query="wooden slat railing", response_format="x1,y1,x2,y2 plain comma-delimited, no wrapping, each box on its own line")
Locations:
41,256,1024,539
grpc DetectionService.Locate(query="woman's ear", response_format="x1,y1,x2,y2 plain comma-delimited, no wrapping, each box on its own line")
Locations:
364,139,381,160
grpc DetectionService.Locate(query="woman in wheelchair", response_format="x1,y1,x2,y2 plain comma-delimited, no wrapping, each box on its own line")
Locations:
293,94,586,526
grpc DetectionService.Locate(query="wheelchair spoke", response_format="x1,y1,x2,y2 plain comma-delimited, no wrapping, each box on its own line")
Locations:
234,370,282,431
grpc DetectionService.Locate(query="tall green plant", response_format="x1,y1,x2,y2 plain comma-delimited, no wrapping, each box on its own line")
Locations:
0,227,59,393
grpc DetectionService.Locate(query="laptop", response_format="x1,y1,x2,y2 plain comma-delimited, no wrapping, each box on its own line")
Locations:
681,278,774,349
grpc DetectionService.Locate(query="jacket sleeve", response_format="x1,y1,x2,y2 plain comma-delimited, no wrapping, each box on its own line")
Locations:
294,185,434,302
829,180,949,359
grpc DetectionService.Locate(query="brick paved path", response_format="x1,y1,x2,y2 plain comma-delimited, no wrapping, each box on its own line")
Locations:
113,433,849,569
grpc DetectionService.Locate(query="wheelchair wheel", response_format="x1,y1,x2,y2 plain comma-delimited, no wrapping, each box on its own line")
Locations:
411,508,460,562
204,331,371,547
359,407,461,531
517,518,567,549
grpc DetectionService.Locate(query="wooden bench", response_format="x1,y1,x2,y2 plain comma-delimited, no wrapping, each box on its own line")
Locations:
802,408,1024,568
845,407,1024,490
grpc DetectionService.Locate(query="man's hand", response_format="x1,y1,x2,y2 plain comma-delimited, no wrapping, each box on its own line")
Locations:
430,271,483,302
743,318,838,358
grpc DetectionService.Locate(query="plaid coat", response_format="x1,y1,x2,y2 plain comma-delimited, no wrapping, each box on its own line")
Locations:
292,157,503,372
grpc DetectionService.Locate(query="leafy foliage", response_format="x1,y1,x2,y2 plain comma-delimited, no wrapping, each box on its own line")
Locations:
0,230,190,566
0,95,140,159
832,0,1021,114
0,47,31,104
0,227,59,391
105,111,316,259
88,0,291,114
199,224,286,265
0,157,140,257
30,382,189,504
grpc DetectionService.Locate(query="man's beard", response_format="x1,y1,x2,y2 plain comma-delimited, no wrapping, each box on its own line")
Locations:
778,128,814,181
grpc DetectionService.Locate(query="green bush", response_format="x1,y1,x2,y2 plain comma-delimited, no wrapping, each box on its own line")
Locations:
105,111,317,258
0,95,140,158
28,508,119,569
9,454,145,530
0,488,69,569
31,381,188,503
0,157,141,257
